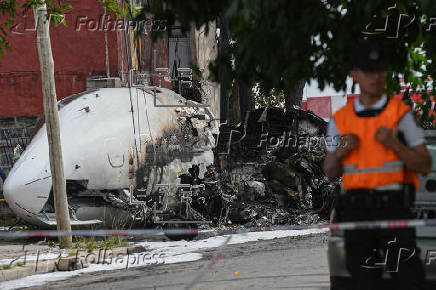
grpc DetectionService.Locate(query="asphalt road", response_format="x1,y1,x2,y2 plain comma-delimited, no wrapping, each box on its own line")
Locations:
23,233,330,290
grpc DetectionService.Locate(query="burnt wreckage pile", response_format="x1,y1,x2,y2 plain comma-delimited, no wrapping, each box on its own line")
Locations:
180,107,340,227
41,103,338,229
2,87,339,231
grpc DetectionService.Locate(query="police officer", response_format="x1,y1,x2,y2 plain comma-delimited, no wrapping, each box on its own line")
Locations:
323,42,431,290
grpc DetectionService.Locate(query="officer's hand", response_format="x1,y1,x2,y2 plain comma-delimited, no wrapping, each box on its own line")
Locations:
342,134,359,150
335,134,359,159
374,126,398,149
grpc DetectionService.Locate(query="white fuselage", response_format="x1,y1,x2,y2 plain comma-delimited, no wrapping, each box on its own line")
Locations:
3,87,216,226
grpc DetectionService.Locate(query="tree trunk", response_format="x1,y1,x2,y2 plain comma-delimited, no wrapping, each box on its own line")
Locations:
239,81,253,117
229,80,253,124
219,16,230,123
284,79,305,112
228,82,242,125
103,5,110,78
34,4,72,248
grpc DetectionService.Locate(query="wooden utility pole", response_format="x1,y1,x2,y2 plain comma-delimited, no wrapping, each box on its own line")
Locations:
34,3,72,248
103,5,110,78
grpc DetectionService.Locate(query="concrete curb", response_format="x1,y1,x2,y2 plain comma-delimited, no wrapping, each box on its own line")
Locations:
0,245,147,282
0,260,56,282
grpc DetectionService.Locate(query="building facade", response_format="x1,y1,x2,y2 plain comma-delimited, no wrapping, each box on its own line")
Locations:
0,1,220,175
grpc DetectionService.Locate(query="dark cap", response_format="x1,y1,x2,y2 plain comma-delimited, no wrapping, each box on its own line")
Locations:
350,42,388,72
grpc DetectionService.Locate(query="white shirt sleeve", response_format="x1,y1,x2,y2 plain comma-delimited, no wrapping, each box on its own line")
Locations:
396,111,425,148
326,118,341,152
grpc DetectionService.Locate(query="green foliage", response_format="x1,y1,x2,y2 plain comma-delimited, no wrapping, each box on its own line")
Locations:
2,1,436,125
1,264,12,270
0,1,17,27
67,250,78,257
85,237,96,253
0,0,126,58
0,0,70,56
103,0,129,18
253,84,285,108
73,236,126,253
140,0,436,126
0,0,17,58
0,261,25,270
47,240,56,248
100,236,125,249
404,86,436,129
138,0,228,41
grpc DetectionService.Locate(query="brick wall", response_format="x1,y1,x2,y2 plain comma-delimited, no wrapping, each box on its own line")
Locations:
0,0,119,117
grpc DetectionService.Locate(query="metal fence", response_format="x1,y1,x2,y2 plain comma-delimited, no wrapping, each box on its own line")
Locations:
0,126,34,171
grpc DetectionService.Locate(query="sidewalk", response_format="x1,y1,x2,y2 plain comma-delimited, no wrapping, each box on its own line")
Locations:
0,239,146,282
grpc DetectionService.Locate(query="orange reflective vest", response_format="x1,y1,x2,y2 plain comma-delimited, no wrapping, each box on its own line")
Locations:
333,98,419,190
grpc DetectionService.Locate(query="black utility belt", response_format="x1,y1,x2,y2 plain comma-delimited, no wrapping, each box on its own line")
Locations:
338,187,415,209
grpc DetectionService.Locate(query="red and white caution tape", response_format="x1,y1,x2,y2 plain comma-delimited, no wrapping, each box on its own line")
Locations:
0,219,435,239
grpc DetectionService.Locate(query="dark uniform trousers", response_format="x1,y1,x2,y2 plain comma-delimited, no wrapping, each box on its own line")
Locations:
337,187,426,290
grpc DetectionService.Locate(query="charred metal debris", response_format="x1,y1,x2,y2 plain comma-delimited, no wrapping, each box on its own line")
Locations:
152,106,340,228
55,105,339,230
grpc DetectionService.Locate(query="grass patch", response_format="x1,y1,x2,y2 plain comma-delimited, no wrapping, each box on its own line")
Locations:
0,261,27,270
86,237,97,253
67,251,78,257
73,236,87,249
73,236,127,253
47,240,56,248
100,236,127,250
1,264,12,270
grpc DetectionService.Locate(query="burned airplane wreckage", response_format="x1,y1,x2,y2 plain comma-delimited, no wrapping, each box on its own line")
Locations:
3,88,339,238
212,106,340,227
3,87,217,230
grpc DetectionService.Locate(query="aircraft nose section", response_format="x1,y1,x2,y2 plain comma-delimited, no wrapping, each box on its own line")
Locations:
3,130,52,216
3,162,52,216
3,171,21,205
